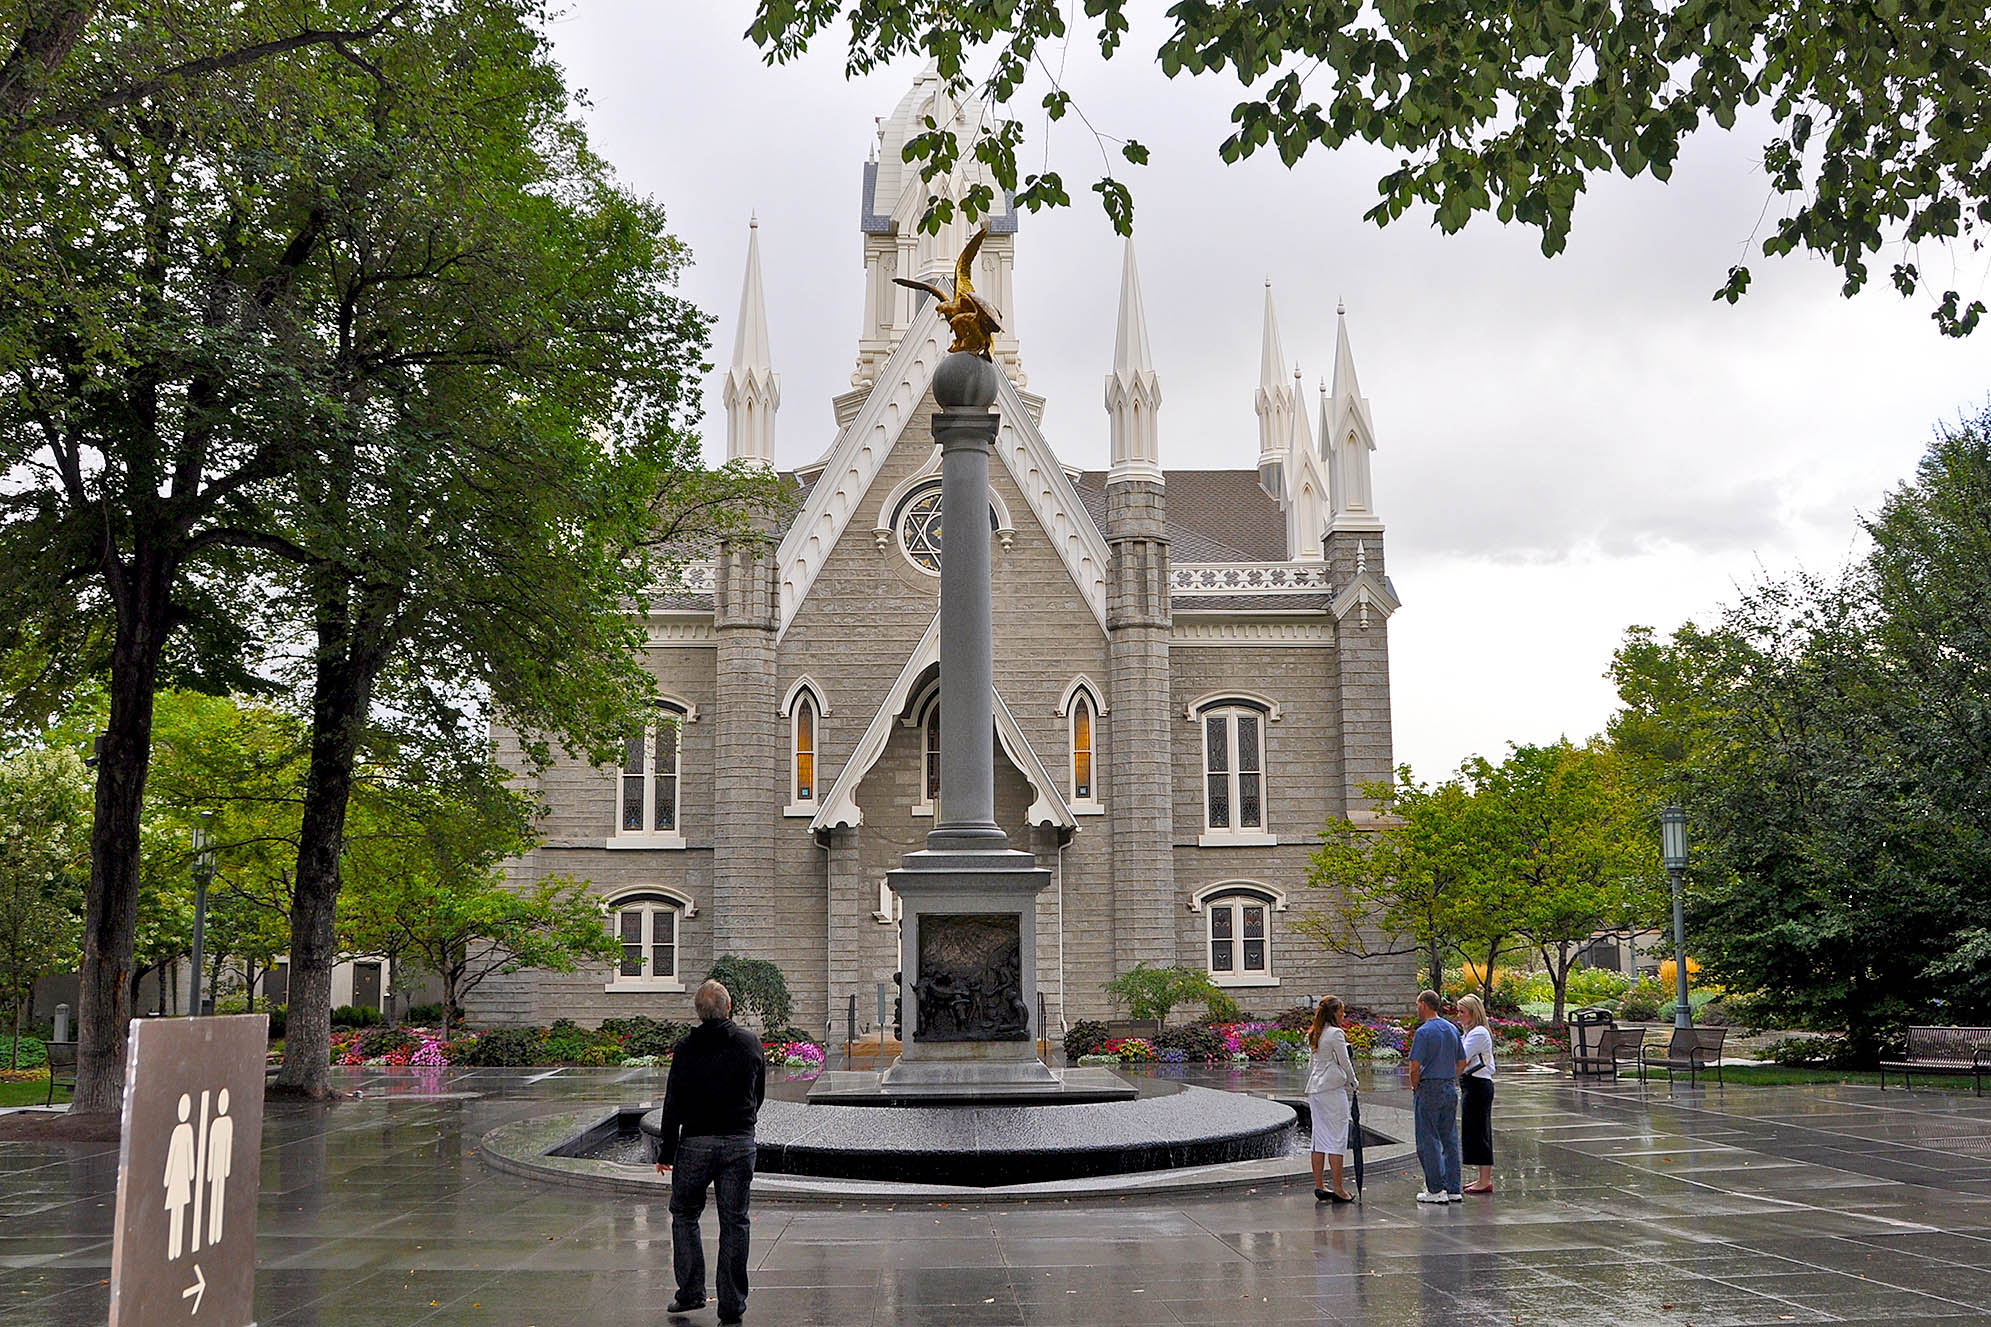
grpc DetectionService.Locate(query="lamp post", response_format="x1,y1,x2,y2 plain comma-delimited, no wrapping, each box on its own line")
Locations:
1659,805,1691,1030
188,815,216,1018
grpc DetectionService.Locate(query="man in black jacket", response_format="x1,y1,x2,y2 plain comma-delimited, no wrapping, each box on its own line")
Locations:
656,979,766,1323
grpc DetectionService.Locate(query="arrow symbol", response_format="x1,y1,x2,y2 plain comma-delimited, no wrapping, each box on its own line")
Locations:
182,1262,206,1313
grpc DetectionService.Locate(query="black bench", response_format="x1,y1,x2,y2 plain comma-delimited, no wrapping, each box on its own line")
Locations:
1572,1026,1648,1080
1880,1026,1991,1096
43,1040,76,1105
1639,1026,1727,1084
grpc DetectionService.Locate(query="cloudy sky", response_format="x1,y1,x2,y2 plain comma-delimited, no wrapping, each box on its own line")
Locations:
547,4,1989,783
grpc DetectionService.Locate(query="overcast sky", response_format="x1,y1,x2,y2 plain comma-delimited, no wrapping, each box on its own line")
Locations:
546,4,1989,784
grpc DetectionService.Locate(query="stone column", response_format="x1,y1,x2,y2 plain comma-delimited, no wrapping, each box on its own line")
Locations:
712,537,779,962
878,352,1056,1091
1106,479,1175,972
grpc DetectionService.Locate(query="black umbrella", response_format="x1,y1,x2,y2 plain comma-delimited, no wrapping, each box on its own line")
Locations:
1347,1089,1366,1199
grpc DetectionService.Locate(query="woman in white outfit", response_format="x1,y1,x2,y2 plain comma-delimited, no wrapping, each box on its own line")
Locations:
1306,996,1358,1204
1458,993,1497,1194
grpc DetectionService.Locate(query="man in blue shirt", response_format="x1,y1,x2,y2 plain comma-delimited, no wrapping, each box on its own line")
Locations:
1405,988,1465,1203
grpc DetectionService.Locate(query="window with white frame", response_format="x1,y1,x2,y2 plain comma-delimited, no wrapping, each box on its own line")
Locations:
1205,893,1271,980
605,893,682,990
1200,703,1267,837
614,703,685,845
793,692,818,805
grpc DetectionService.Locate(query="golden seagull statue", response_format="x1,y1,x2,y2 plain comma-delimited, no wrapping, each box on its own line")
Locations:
894,224,1002,360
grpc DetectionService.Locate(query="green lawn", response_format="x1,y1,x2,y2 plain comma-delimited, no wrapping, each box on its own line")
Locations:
0,1079,68,1107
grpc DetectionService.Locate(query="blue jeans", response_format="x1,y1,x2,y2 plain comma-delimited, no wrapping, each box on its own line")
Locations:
1413,1077,1462,1195
669,1133,756,1319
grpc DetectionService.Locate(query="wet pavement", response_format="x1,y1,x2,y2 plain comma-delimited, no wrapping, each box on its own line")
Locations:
5,1064,1991,1324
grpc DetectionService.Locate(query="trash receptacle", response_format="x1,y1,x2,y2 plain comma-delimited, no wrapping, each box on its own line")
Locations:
1569,1006,1615,1074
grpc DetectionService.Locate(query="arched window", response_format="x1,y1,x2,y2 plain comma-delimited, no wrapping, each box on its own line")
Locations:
794,693,817,805
614,701,688,847
1194,884,1284,985
1070,693,1095,805
923,704,942,807
603,890,689,991
1199,702,1269,839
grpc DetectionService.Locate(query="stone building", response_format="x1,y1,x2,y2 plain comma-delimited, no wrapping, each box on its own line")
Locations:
479,70,1413,1034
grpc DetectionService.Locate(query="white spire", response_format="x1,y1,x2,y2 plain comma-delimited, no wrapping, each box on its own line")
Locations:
1105,239,1162,485
1282,364,1331,561
1325,304,1381,531
1254,280,1292,500
723,217,779,466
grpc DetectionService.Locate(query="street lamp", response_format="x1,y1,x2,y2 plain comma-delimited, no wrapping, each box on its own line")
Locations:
188,814,217,1018
1659,805,1691,1030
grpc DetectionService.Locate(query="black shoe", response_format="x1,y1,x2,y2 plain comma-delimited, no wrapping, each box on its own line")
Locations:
668,1296,706,1313
719,1315,743,1325
1315,1187,1332,1203
1329,1191,1356,1204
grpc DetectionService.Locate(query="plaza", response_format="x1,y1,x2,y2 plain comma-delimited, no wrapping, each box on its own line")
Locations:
8,1067,1991,1325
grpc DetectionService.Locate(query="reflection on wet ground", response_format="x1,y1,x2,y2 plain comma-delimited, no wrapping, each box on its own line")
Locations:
6,1063,1991,1323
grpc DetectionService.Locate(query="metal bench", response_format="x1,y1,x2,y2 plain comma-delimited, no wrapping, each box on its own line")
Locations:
1572,1026,1648,1080
1880,1026,1991,1096
1639,1026,1727,1085
43,1040,76,1105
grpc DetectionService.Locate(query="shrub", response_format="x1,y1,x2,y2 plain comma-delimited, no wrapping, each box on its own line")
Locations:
762,1025,815,1047
1239,1034,1278,1061
1763,1034,1852,1067
265,1005,286,1039
1271,1004,1314,1032
601,1016,686,1058
1657,956,1703,990
1110,1037,1157,1063
1153,1024,1224,1061
707,955,793,1031
1102,963,1238,1024
357,1026,416,1059
330,1005,382,1028
541,1019,622,1065
406,1003,466,1028
1564,965,1635,1008
1064,1020,1109,1060
1,1036,47,1069
459,1027,546,1067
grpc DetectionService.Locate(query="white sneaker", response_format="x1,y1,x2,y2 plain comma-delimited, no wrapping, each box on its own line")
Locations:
1447,1193,1464,1202
1415,1190,1449,1204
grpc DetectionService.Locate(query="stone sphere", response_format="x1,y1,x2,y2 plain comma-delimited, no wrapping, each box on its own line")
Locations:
932,352,999,409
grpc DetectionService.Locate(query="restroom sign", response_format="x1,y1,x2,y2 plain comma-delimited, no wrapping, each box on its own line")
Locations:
109,1015,267,1327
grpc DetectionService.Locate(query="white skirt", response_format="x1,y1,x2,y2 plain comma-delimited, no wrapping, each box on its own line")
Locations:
1308,1087,1350,1156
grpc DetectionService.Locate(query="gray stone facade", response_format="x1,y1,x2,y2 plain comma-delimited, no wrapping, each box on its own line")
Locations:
477,82,1415,1036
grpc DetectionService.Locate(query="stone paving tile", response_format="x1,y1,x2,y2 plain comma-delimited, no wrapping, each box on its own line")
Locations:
11,1068,1991,1323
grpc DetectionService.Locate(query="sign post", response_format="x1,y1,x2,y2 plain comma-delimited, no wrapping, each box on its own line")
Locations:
108,1015,267,1327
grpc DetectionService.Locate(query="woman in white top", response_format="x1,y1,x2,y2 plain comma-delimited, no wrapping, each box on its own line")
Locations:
1305,996,1358,1204
1457,993,1497,1194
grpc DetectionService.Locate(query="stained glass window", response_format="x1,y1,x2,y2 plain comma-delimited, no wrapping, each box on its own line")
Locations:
615,704,685,839
1200,704,1269,835
1209,905,1234,971
1205,892,1274,978
608,897,680,986
794,695,816,802
898,487,945,573
1071,694,1094,801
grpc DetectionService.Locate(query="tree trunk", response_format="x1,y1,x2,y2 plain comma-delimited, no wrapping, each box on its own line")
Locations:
1479,940,1500,1006
1547,941,1571,1027
1425,934,1444,996
73,568,171,1115
273,586,388,1100
11,998,21,1069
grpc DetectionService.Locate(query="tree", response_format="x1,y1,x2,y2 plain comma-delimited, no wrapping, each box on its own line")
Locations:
1100,962,1239,1026
0,746,89,1063
1471,741,1665,1025
339,772,618,1031
750,2,1991,334
251,0,787,1101
0,2,444,1114
1299,770,1514,995
705,956,794,1034
1611,410,1991,1055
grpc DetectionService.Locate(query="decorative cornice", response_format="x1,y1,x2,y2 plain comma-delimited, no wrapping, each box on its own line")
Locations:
1171,618,1336,648
1172,563,1330,594
644,616,718,648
